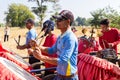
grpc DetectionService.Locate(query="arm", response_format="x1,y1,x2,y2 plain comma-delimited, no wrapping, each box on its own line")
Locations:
112,29,120,46
17,44,30,50
33,47,57,65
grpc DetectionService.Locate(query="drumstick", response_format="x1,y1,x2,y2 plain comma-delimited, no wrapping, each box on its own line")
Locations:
38,36,45,46
102,39,106,49
35,31,42,40
18,35,21,46
14,38,19,45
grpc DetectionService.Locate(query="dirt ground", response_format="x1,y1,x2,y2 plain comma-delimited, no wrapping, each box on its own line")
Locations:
0,27,120,58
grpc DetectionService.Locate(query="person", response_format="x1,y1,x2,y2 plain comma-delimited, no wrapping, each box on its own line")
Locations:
71,27,77,33
4,26,10,42
16,18,40,73
41,20,57,76
99,19,120,54
32,10,78,80
78,28,99,53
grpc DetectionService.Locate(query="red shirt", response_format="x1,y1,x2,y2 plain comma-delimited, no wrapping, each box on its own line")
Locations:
42,34,57,68
99,28,120,53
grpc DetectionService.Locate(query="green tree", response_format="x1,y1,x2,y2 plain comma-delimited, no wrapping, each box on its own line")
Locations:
29,0,60,26
74,17,87,26
5,3,34,27
90,9,104,28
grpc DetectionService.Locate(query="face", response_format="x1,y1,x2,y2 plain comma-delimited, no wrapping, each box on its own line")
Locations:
100,24,108,31
26,22,33,30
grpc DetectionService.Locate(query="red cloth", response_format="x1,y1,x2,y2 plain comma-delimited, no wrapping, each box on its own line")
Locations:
0,42,32,71
0,41,9,53
77,53,120,80
0,52,32,71
99,28,120,53
42,34,57,68
0,62,20,80
0,58,41,80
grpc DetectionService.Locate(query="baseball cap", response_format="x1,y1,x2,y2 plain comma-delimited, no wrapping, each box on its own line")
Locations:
25,18,34,24
53,10,74,24
41,20,55,31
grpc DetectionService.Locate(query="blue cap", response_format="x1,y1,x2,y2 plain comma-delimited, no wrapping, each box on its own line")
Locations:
42,20,55,31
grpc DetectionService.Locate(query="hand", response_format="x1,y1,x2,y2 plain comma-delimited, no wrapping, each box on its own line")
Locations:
17,45,22,50
33,47,42,60
108,43,114,48
28,48,34,55
29,40,38,48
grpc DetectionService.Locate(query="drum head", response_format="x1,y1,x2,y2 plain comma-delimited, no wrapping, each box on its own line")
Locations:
0,57,38,80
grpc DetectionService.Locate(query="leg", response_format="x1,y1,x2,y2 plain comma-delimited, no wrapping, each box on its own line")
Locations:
7,35,9,41
44,70,55,76
4,35,6,42
29,55,40,74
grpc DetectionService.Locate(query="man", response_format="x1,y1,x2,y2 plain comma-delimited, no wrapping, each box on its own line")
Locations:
32,10,78,80
17,18,40,73
99,19,120,53
41,20,57,76
4,26,10,42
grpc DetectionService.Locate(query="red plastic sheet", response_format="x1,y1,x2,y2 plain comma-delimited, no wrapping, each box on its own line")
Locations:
77,53,120,80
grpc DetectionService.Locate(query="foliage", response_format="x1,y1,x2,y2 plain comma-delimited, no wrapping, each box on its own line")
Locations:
90,6,120,29
5,3,35,27
30,0,60,27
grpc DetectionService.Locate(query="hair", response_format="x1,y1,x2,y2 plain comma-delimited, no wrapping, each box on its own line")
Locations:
100,19,109,26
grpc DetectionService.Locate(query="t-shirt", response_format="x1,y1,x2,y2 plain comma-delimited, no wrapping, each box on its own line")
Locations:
48,28,78,76
99,28,120,53
26,28,37,45
42,34,57,68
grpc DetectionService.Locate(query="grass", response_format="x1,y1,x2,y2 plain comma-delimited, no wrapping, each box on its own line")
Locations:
0,26,120,57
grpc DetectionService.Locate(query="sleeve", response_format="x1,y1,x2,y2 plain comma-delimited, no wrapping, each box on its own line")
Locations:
113,29,120,46
57,39,75,63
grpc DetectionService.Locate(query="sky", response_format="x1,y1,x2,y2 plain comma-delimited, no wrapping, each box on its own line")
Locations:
0,0,120,23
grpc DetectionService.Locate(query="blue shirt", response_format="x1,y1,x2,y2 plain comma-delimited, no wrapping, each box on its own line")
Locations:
48,28,78,76
26,28,37,45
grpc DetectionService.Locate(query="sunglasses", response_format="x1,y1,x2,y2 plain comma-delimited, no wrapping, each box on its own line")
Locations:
56,16,68,22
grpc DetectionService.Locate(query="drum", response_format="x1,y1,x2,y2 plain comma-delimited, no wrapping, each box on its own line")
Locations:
100,49,117,60
0,57,40,80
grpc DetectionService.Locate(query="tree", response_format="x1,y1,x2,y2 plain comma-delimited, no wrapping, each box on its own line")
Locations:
90,9,104,28
29,0,60,26
74,17,88,26
90,6,120,29
5,3,35,27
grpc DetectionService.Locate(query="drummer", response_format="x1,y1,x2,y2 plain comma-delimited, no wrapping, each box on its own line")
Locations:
99,19,120,54
32,10,78,80
16,18,40,73
41,20,57,76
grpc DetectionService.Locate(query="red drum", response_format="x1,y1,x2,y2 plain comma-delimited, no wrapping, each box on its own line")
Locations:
0,57,41,80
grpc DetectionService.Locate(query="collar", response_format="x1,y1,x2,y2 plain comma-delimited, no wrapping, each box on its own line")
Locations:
60,28,71,38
